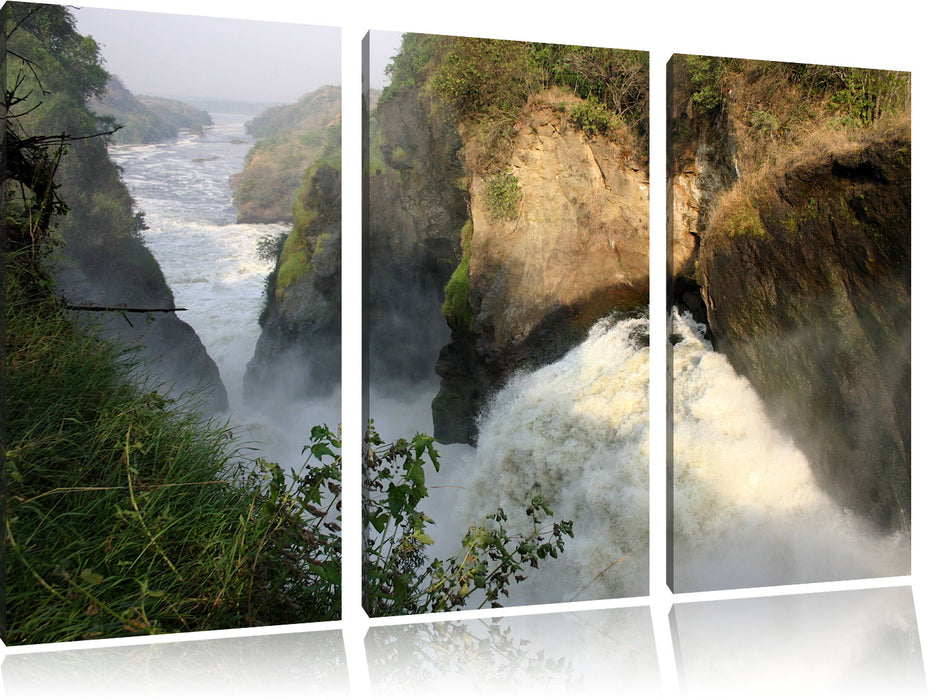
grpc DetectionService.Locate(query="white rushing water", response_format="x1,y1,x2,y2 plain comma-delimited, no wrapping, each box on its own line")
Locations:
110,112,338,467
465,315,651,602
387,309,910,606
670,309,909,591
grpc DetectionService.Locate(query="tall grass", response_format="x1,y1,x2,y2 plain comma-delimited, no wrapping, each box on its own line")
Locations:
5,277,340,644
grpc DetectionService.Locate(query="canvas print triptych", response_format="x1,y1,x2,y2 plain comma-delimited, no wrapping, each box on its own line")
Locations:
1,0,913,668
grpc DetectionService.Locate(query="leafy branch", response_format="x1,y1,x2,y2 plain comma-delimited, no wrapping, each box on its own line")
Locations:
363,422,573,615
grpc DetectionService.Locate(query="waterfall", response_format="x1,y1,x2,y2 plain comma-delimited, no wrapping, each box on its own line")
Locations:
466,314,651,603
448,310,909,605
670,309,909,590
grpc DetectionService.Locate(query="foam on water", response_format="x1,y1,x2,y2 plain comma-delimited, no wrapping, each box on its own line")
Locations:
442,310,909,605
110,112,336,468
465,315,651,603
670,309,909,590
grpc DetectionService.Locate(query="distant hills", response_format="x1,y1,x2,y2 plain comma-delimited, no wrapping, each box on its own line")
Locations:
89,76,214,144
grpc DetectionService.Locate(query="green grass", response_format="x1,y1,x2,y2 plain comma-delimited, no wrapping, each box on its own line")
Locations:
5,278,340,644
483,170,521,220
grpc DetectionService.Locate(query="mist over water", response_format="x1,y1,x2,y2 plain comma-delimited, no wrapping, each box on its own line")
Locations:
670,309,909,591
110,112,339,468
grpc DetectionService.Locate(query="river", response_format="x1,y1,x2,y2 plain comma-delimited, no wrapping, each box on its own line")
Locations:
109,111,339,468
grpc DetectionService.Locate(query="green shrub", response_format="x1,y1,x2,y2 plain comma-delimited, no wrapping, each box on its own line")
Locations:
829,68,910,128
362,423,573,615
483,170,521,220
429,36,534,124
570,98,617,136
749,108,780,135
685,55,727,113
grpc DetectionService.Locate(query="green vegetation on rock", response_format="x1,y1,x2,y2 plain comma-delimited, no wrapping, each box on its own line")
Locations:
442,220,475,334
274,227,313,299
268,125,341,306
231,85,341,224
382,34,649,165
482,170,521,220
569,97,618,136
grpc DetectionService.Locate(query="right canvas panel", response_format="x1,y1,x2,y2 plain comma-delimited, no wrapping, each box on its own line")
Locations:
667,54,911,592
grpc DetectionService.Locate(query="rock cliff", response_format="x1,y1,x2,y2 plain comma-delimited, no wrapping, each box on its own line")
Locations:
698,125,910,530
667,55,911,530
367,35,651,443
52,234,229,414
244,152,342,402
433,92,650,443
366,84,466,392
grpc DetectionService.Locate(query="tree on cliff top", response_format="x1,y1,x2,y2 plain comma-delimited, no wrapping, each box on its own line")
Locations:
381,33,649,163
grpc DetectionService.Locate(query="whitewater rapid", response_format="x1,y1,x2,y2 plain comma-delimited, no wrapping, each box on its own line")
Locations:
431,310,909,605
109,113,339,467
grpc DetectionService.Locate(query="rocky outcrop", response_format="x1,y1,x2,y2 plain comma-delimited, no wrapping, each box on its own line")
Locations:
697,125,911,530
666,55,911,531
433,93,650,443
231,86,341,224
365,85,466,391
244,161,341,402
53,239,228,414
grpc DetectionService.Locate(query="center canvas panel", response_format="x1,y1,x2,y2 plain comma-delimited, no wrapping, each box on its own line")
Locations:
363,32,651,611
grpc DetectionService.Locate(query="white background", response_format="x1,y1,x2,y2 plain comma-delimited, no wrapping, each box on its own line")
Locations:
3,1,932,697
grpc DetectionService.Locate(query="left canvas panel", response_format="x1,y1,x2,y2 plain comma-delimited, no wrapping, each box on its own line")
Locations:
3,2,342,644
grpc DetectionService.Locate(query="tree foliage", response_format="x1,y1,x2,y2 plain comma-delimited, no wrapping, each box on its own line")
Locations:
363,423,573,615
4,1,150,268
381,33,649,159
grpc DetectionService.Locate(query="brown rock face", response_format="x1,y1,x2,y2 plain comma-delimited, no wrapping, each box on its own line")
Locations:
697,125,911,530
469,102,649,349
433,95,650,443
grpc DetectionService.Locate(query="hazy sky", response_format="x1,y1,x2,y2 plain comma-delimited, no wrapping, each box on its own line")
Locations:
366,30,402,90
74,6,340,104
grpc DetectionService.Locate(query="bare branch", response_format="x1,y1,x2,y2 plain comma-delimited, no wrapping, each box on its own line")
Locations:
64,305,188,313
4,5,43,41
